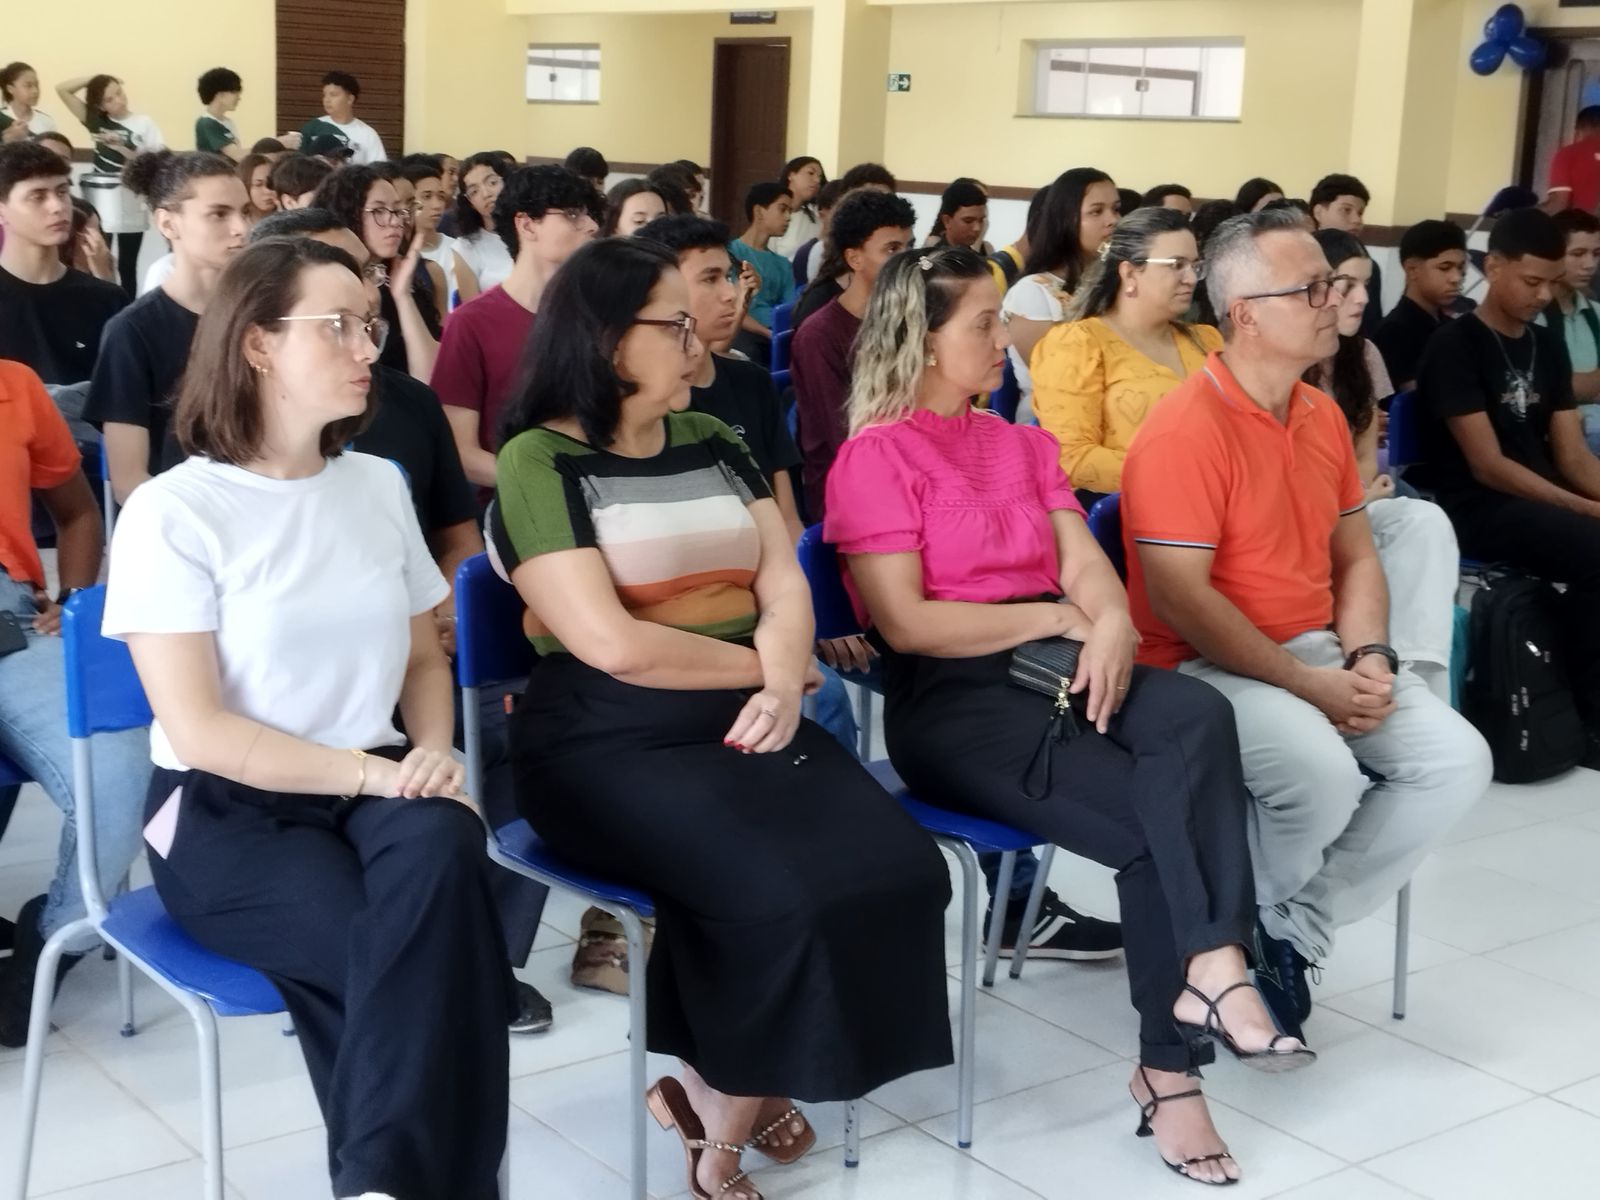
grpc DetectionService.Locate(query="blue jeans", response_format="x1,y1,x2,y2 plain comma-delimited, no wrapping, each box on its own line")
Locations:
1582,403,1600,456
813,663,860,756
0,572,151,948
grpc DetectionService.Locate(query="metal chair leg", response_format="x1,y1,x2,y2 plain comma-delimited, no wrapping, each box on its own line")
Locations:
118,950,135,1036
12,917,94,1200
619,909,650,1200
178,990,226,1200
281,1016,297,1037
947,840,980,1149
1008,844,1055,981
856,686,875,762
843,1099,861,1167
1392,882,1411,1020
981,851,1015,987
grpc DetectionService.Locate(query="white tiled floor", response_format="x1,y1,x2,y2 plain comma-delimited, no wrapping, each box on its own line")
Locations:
2,765,1599,1199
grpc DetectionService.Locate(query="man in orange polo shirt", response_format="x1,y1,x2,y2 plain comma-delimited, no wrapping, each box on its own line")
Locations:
0,358,151,1046
1121,210,1490,1044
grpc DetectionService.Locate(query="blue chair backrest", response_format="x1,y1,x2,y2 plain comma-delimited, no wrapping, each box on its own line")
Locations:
1086,493,1126,582
454,553,536,690
62,587,152,739
1387,389,1420,469
795,524,865,641
988,358,1021,422
771,301,794,341
771,327,795,375
774,368,792,394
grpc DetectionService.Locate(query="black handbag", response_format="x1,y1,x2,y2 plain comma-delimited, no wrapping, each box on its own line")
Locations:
1008,638,1088,801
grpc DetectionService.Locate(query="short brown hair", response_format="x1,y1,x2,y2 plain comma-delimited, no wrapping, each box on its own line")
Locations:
175,238,373,463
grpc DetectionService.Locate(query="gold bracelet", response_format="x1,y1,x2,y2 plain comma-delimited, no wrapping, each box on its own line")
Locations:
349,748,369,797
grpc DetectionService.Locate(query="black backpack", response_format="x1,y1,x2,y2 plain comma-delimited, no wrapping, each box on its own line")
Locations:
1463,576,1586,783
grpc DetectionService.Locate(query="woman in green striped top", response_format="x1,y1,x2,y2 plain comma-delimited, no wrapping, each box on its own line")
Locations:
56,73,165,294
493,236,953,1200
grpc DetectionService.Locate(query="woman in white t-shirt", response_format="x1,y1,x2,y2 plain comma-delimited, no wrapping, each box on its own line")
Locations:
451,152,513,294
57,73,166,295
0,62,58,139
1002,168,1120,423
769,154,825,260
102,236,513,1200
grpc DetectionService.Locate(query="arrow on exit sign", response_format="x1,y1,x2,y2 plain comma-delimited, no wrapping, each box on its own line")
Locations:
887,73,911,92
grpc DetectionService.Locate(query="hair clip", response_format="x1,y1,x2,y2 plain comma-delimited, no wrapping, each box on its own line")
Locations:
918,255,934,271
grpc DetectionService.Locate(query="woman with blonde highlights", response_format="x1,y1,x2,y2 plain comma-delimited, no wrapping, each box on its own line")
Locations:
827,244,1312,1190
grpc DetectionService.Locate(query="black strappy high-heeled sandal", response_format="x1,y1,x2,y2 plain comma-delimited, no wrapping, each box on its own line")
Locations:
1129,1065,1239,1187
1177,981,1318,1073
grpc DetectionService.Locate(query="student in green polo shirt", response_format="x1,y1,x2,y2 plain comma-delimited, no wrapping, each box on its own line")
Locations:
195,67,243,160
1542,208,1600,454
299,70,386,165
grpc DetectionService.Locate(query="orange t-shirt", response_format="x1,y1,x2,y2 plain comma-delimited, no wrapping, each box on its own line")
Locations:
0,359,81,589
1122,352,1366,669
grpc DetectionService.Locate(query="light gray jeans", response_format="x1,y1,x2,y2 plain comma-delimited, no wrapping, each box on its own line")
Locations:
1180,630,1491,961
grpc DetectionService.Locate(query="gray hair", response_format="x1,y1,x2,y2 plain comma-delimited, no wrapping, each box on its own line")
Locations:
1204,207,1314,336
1060,206,1191,322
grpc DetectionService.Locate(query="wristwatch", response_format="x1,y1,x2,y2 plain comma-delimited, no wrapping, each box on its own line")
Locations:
1343,643,1399,674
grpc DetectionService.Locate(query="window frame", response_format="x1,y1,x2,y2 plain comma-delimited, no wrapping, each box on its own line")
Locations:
525,43,602,106
1023,37,1245,124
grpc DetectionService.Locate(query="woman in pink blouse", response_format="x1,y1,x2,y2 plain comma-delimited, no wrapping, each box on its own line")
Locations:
825,247,1315,1189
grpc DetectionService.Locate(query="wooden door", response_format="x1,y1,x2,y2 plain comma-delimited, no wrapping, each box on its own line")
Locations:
276,0,407,156
709,40,791,230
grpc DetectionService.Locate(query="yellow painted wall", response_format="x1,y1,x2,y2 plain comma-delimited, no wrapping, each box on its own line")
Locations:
7,2,277,154
879,0,1361,199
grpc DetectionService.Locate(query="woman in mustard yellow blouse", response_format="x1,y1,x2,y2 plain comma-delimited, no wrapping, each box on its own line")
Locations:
1031,207,1221,507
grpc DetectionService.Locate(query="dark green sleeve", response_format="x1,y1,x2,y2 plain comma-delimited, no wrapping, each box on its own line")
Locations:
195,116,234,153
493,430,596,567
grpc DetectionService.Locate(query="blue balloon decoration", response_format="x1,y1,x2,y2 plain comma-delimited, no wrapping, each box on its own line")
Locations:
1485,3,1526,44
1508,34,1547,71
1470,39,1507,76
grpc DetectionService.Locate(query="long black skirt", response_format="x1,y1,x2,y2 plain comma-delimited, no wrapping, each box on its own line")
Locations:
509,654,954,1101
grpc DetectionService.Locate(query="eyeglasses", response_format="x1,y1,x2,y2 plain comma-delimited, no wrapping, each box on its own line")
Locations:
1239,275,1359,309
363,206,413,227
632,313,698,353
1135,256,1207,281
543,206,595,226
273,312,391,355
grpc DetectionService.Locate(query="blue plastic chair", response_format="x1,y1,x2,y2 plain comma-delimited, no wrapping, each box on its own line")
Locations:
1085,493,1126,581
1088,499,1416,1020
794,525,879,760
987,358,1021,422
13,587,287,1200
1386,390,1420,471
792,527,1059,1150
770,300,795,344
455,553,657,1199
771,327,795,378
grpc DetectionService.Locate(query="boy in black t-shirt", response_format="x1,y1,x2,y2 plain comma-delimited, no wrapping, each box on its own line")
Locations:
0,142,127,402
1374,219,1469,391
1415,207,1600,753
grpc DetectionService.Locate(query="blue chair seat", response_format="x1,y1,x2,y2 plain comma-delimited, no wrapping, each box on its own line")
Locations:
863,760,1039,854
494,820,656,919
101,888,284,1018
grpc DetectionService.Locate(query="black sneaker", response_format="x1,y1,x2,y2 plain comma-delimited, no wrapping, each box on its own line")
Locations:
993,889,1123,961
1581,731,1600,772
0,895,82,1048
509,979,553,1035
1251,918,1311,1043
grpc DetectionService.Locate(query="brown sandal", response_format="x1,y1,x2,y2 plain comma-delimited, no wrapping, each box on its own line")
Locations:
746,1100,816,1165
646,1076,762,1199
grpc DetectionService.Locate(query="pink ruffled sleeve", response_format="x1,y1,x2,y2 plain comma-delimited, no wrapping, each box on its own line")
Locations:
823,431,925,554
1021,424,1085,516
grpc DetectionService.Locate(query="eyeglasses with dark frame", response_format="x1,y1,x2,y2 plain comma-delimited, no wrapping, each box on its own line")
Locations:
1238,275,1359,309
363,206,413,227
543,206,598,226
1134,256,1208,281
273,312,391,355
632,313,699,354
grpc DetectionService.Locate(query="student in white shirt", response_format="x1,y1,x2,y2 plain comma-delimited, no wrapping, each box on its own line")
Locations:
298,70,386,165
401,153,469,308
450,151,513,292
769,154,825,260
102,235,512,1200
0,62,58,139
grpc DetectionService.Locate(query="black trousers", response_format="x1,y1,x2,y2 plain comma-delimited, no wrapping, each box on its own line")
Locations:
145,766,515,1200
880,648,1256,1073
1447,490,1600,723
115,232,142,296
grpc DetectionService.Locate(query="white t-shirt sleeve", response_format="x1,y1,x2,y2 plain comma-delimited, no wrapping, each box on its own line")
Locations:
354,121,386,165
103,483,219,637
131,115,166,153
382,459,452,615
139,253,176,296
1002,276,1062,324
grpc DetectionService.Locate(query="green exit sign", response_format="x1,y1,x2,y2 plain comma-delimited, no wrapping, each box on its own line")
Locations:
888,73,911,92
